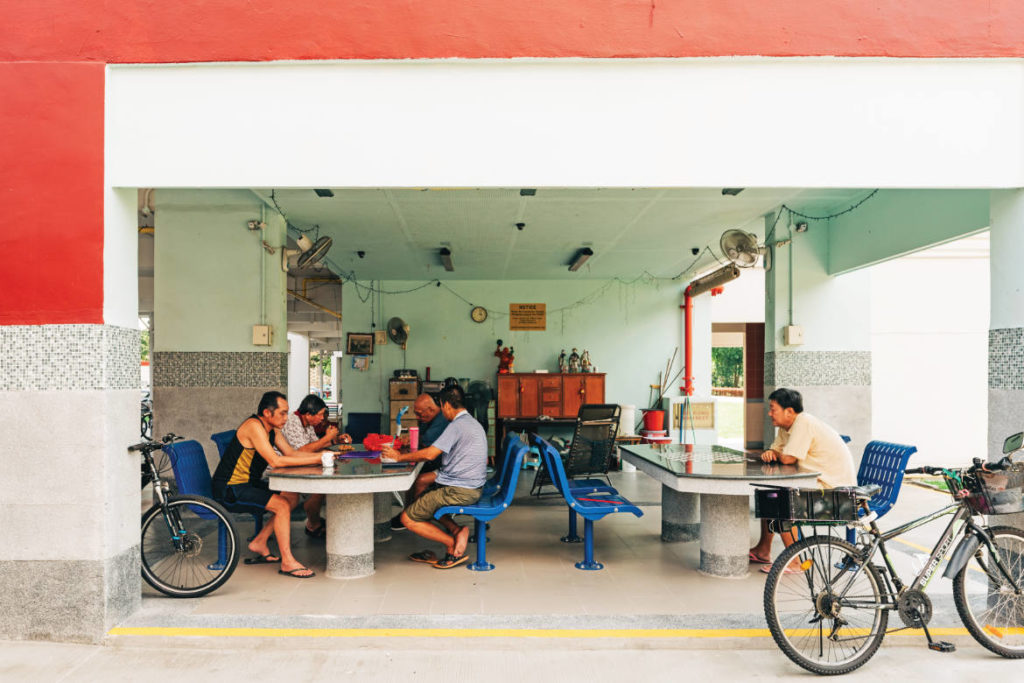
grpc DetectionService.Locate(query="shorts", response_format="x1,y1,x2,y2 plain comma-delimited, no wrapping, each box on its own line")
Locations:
213,480,273,513
405,484,481,523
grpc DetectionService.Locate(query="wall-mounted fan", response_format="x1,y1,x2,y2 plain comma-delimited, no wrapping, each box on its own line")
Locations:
720,229,770,270
281,234,333,271
387,316,410,349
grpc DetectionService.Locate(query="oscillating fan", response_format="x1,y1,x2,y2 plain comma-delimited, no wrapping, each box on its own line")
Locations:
719,229,770,270
281,234,333,272
387,317,410,350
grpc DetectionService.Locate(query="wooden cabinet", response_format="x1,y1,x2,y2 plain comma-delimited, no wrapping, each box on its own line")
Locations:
495,373,605,419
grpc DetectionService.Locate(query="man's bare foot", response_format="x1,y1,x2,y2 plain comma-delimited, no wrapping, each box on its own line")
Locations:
453,526,470,557
249,540,275,557
278,562,315,578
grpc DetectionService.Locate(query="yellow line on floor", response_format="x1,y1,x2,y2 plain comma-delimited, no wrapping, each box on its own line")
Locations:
107,626,971,639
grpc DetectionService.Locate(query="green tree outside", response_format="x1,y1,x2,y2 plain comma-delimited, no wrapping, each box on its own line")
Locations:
712,347,743,388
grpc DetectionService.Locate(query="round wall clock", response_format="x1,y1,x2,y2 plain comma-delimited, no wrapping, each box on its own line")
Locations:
470,306,488,323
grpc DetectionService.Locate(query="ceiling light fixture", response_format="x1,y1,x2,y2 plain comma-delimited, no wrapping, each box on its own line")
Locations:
313,189,335,198
568,247,594,272
439,247,454,272
721,188,745,196
520,189,537,196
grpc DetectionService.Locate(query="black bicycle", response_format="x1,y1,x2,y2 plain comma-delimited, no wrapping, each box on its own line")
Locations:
762,432,1024,675
131,434,240,597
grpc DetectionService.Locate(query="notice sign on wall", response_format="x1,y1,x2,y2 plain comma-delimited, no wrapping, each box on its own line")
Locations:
509,303,547,330
673,401,715,430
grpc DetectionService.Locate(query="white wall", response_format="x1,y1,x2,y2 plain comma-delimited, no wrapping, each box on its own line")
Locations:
871,242,989,465
107,59,1024,189
287,332,310,403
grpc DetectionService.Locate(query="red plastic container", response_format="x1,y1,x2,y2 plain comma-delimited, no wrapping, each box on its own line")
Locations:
641,409,665,432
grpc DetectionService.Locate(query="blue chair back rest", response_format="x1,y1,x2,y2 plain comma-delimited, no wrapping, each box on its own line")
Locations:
531,434,572,499
210,430,234,458
163,439,214,498
345,412,382,444
857,440,917,517
840,434,851,443
495,440,529,506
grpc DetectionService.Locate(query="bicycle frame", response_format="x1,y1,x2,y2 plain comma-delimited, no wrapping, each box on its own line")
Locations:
141,446,189,551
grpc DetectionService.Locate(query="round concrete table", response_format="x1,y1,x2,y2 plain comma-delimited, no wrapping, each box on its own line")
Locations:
268,457,421,579
618,443,819,578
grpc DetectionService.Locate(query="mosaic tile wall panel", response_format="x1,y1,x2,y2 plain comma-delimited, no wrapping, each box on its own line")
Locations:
152,352,287,387
0,325,140,391
765,350,871,387
989,328,1024,390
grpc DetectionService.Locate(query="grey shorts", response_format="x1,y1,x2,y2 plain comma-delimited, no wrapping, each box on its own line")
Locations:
405,484,481,523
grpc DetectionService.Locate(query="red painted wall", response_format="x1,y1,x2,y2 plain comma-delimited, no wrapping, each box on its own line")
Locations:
1,0,1023,61
0,63,105,325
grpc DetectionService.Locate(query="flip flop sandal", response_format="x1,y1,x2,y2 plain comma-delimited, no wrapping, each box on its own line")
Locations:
760,563,804,575
304,524,327,539
244,553,281,565
433,553,469,569
278,566,316,578
408,550,438,564
748,551,772,565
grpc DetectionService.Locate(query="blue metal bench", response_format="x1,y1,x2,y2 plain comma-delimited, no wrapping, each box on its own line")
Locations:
532,434,643,570
846,439,918,542
209,430,265,539
433,435,529,571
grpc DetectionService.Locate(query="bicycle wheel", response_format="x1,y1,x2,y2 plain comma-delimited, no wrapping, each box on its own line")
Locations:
764,534,889,675
140,495,240,598
953,525,1024,657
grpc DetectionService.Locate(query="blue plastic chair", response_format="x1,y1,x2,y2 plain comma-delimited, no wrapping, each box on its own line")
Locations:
532,434,643,570
209,431,265,539
162,439,233,569
433,436,529,571
846,440,918,542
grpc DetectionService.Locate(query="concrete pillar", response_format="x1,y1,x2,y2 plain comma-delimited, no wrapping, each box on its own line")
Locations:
763,211,872,458
0,166,141,641
287,332,310,405
661,486,699,542
151,191,289,467
698,494,749,578
989,191,1024,530
325,493,375,578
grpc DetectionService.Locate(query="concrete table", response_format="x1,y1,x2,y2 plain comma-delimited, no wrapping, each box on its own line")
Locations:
618,443,819,579
268,457,422,579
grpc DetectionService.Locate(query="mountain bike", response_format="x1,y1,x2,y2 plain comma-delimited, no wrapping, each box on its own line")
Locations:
130,434,240,597
761,432,1024,675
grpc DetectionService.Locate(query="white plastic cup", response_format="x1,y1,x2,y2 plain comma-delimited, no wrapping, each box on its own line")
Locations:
321,452,335,469
408,427,419,452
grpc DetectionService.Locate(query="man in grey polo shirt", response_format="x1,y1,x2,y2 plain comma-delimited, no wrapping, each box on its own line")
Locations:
382,387,487,569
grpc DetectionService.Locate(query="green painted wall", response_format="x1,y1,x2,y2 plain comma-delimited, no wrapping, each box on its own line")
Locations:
828,190,990,275
340,278,691,417
765,212,871,352
154,190,287,352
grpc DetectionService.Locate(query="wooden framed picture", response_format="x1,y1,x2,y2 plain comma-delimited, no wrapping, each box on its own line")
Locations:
346,332,374,356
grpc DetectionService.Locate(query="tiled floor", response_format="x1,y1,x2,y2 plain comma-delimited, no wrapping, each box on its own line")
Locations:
134,468,959,627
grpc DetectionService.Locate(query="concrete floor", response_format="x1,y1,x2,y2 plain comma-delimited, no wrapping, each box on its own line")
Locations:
4,468,1019,681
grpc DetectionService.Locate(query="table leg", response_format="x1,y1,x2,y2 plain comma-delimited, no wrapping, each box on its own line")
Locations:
661,486,699,542
698,493,749,578
373,492,393,543
325,492,374,578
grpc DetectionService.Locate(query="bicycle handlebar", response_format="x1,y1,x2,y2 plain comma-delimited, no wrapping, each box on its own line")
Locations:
128,433,182,452
905,456,1013,477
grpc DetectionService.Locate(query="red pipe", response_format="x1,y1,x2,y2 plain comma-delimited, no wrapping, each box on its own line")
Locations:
682,287,694,396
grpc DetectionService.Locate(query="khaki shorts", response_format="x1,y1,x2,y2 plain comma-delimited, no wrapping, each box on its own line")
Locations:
406,484,481,523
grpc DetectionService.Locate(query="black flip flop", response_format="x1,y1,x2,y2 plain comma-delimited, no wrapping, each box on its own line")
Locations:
244,553,281,565
304,523,326,539
278,566,316,579
433,553,469,569
408,550,438,564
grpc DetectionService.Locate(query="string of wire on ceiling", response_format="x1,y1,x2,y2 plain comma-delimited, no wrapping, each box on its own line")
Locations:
674,189,882,281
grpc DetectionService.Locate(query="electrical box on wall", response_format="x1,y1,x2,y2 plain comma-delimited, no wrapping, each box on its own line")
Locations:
252,324,273,346
783,325,804,346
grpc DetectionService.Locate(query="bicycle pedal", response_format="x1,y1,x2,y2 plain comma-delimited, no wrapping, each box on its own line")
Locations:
928,641,956,653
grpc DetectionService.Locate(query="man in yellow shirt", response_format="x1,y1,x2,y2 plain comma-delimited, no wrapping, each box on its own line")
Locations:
749,388,857,569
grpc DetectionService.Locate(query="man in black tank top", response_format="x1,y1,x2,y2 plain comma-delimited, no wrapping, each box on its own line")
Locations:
211,391,325,578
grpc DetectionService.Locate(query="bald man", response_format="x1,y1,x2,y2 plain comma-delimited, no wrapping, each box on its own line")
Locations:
391,393,450,531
